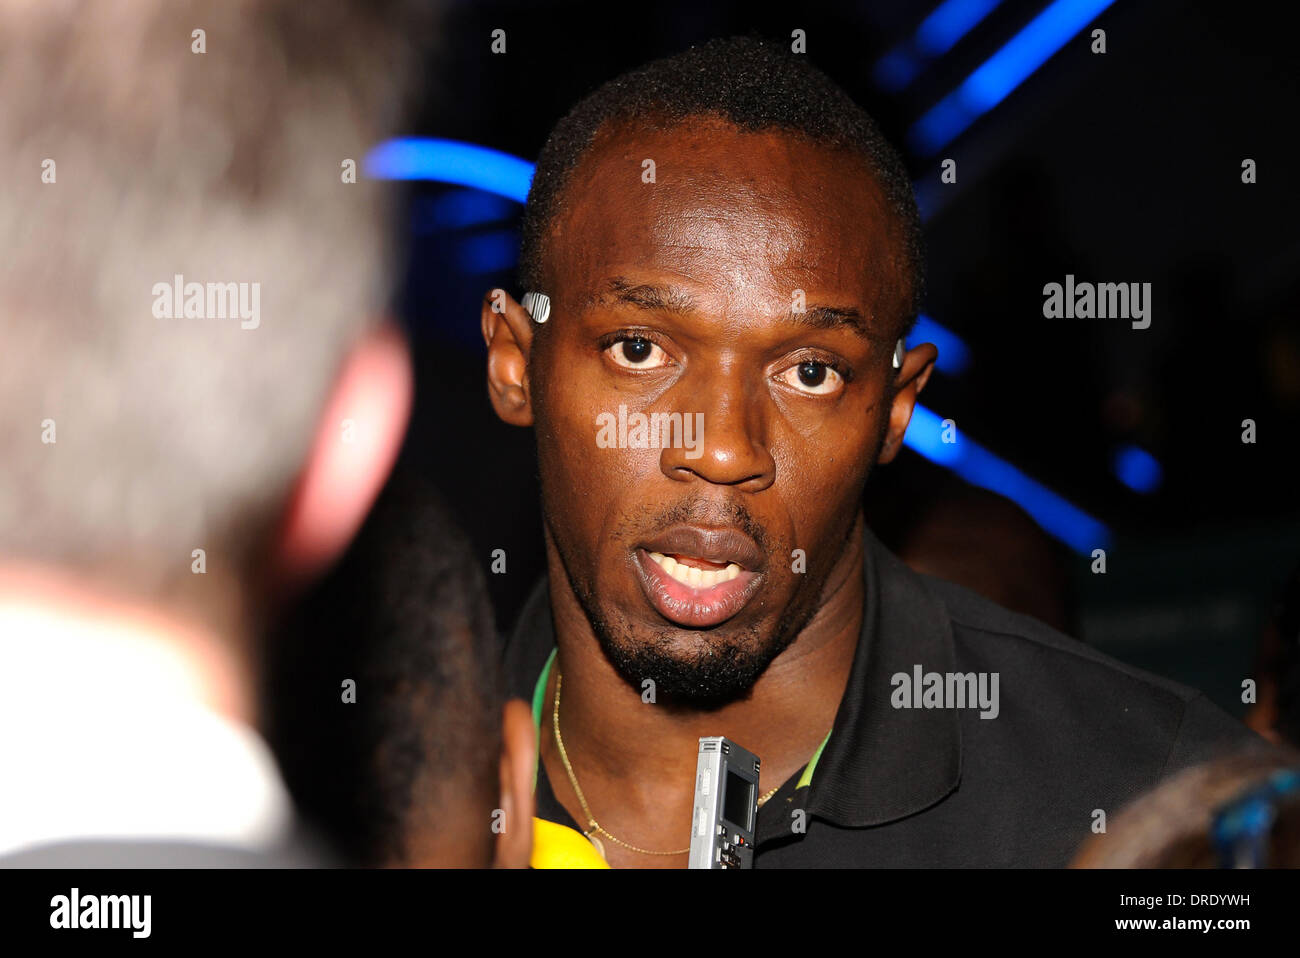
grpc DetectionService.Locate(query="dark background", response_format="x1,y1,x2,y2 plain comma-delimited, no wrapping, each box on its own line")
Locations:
381,0,1299,714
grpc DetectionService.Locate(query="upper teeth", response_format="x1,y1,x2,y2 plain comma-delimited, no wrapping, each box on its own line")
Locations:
649,552,741,588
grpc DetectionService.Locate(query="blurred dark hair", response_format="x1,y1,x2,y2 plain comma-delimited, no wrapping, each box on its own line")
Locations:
1074,747,1300,868
263,471,502,866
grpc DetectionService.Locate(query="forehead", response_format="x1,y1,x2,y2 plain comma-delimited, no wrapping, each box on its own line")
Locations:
548,117,903,321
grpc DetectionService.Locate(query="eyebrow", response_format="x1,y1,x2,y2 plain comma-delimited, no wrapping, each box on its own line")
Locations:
585,277,697,314
586,277,875,339
785,305,870,338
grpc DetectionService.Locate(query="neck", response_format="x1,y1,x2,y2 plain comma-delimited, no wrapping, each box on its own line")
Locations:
540,515,865,862
0,563,256,728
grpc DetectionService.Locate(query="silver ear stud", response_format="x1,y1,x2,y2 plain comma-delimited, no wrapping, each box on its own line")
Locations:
521,291,551,324
892,338,905,370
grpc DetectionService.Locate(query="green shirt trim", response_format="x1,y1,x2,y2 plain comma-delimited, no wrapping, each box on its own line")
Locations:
797,729,833,789
531,648,558,794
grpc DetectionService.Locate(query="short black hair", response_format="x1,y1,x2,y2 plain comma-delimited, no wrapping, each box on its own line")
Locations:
264,471,503,866
519,35,925,337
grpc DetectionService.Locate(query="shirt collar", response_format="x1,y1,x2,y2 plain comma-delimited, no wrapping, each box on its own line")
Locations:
798,523,962,827
516,522,962,834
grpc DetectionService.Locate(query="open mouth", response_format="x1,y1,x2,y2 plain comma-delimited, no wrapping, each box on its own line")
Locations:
632,526,766,628
648,552,743,589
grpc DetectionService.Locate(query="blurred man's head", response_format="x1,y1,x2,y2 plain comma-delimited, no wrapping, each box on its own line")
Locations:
866,467,1074,633
267,474,534,868
0,0,430,646
483,37,935,705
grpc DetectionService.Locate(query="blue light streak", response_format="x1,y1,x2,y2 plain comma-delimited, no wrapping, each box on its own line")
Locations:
905,405,1112,552
908,0,1116,155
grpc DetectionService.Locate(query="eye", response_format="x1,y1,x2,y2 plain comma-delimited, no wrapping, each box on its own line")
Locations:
606,336,669,370
778,360,844,396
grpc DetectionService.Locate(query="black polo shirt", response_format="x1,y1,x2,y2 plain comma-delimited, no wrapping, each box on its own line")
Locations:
503,525,1260,867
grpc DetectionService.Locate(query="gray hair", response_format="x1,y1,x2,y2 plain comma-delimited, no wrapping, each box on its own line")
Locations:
0,0,429,597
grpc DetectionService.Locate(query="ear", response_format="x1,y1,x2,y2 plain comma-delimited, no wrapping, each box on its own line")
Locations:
273,321,413,588
493,698,536,868
878,341,938,465
481,288,536,427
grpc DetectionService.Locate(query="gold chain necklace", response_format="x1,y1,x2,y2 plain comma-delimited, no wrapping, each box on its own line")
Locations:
551,670,781,859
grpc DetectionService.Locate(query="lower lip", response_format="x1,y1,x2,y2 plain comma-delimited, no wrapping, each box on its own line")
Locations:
633,549,763,628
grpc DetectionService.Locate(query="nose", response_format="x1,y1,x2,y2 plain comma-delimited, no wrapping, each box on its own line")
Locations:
659,369,775,492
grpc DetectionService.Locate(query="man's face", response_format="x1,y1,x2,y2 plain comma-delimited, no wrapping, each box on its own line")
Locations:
528,118,911,705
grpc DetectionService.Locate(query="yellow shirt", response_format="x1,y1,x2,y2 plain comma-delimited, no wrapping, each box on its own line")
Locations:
531,817,610,869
